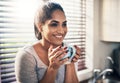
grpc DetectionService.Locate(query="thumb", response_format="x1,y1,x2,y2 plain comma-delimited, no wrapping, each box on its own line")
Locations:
48,45,53,53
48,45,55,58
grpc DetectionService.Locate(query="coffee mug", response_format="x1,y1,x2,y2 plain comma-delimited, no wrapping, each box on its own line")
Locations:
61,46,76,64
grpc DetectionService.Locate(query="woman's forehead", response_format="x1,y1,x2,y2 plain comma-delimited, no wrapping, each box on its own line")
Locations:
50,10,66,22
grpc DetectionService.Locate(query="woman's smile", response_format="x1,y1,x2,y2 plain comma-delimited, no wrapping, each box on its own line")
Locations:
54,35,63,39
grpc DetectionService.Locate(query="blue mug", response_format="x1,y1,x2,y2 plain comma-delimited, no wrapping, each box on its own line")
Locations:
61,46,76,63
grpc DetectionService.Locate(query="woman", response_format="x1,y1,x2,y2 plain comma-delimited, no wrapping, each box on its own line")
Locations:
15,1,81,83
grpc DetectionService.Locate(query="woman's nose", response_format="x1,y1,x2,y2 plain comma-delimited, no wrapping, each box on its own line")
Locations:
57,26,64,34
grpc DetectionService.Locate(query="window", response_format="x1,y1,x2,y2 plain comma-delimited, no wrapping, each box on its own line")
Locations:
0,0,93,82
0,0,37,82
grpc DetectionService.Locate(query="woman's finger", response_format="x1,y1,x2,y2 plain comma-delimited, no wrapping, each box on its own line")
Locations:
55,50,68,58
48,45,53,52
72,58,78,62
48,45,61,57
74,54,80,59
74,45,81,56
59,58,69,65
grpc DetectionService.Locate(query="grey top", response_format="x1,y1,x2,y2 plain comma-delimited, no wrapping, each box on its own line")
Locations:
15,45,65,83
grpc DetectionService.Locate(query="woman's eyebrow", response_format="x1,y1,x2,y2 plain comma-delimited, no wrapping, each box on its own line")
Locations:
50,20,59,23
50,20,67,23
63,21,67,23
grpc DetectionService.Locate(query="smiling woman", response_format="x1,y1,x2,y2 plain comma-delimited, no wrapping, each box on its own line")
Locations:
0,0,87,83
15,1,81,83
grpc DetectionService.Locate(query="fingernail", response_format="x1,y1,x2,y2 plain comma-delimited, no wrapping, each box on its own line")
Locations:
66,50,69,53
59,46,62,48
74,45,77,48
64,47,67,50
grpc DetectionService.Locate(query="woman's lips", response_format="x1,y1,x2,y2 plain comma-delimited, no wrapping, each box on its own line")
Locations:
55,35,62,38
54,35,64,39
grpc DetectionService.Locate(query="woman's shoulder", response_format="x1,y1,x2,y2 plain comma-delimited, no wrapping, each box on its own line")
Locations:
16,44,36,60
15,44,39,68
18,44,34,54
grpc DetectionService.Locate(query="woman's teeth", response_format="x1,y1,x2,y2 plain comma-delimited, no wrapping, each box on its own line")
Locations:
55,35,63,38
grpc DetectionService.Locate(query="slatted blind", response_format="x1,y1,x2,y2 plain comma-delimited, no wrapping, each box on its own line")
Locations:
0,0,37,83
0,0,86,82
0,1,17,83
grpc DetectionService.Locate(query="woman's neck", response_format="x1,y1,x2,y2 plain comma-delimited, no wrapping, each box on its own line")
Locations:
40,40,62,51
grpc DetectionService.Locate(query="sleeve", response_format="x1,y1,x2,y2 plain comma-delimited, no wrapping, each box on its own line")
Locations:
15,49,38,83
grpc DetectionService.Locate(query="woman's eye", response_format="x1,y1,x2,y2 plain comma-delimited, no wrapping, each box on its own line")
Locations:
50,23,58,27
62,23,67,27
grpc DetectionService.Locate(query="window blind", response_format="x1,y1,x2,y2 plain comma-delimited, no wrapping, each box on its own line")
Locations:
0,0,86,82
0,0,37,83
0,1,16,82
0,1,17,83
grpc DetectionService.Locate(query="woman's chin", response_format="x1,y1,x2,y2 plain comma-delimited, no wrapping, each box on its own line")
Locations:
53,42,63,46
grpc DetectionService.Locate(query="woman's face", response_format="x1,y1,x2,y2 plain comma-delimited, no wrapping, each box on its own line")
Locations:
41,9,67,46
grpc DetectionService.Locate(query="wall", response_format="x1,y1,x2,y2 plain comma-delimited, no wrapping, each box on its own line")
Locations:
101,0,120,42
93,0,120,70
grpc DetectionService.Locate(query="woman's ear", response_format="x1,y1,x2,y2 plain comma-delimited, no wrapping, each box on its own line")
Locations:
36,23,43,32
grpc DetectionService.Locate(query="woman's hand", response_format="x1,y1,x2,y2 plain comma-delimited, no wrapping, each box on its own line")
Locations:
71,45,81,63
65,45,80,83
48,45,69,70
